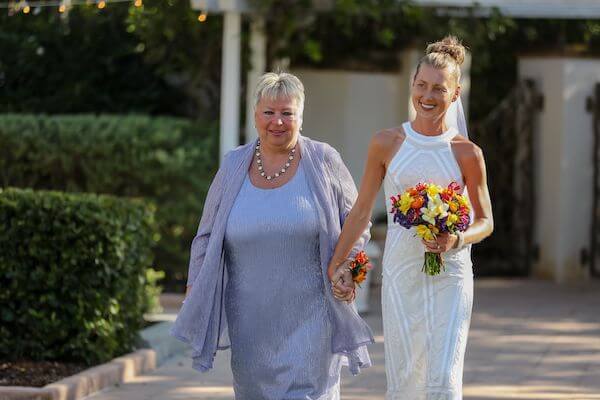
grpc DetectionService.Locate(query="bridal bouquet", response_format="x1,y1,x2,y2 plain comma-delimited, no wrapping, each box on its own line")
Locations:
390,182,471,275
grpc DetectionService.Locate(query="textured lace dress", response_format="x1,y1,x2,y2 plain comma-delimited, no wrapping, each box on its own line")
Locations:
224,161,342,400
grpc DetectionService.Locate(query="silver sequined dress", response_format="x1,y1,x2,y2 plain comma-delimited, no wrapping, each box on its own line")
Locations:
224,161,342,400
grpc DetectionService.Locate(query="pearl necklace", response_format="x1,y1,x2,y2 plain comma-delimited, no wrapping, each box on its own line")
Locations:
255,140,296,181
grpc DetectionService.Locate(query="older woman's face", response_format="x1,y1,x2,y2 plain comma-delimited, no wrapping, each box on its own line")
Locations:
254,96,301,150
411,64,459,123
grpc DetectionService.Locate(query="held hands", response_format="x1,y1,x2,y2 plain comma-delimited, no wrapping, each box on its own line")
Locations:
422,232,458,253
328,260,356,303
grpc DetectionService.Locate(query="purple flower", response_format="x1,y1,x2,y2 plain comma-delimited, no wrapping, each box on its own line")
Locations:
437,217,450,233
393,211,414,229
406,208,420,225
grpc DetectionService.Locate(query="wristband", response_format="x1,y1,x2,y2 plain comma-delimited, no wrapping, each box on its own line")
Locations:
455,231,465,249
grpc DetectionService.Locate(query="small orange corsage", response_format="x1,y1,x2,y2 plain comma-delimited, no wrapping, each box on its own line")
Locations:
348,250,373,287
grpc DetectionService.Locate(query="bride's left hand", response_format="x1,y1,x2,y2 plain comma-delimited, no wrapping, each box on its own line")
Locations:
422,233,457,253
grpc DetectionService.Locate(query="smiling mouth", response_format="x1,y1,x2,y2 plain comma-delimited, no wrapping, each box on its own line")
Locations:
420,102,436,110
269,130,287,135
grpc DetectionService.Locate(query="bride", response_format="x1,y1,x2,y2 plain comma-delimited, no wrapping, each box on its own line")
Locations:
328,36,494,399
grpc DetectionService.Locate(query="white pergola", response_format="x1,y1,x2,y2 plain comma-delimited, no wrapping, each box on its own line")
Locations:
190,0,263,162
190,0,600,161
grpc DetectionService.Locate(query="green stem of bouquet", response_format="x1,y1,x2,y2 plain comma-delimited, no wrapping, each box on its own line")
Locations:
422,252,444,276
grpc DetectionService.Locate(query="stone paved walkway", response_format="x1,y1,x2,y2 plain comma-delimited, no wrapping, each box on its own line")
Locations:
87,279,600,400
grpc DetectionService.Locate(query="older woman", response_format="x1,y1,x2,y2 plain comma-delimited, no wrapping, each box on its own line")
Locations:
171,72,373,399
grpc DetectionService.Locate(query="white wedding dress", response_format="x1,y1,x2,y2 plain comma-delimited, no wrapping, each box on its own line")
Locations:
382,121,474,400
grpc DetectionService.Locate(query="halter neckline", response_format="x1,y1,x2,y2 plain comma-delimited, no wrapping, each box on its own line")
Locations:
402,121,458,146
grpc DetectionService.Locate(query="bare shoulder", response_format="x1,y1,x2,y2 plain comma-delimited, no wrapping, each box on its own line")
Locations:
451,135,484,163
373,127,404,147
371,127,405,164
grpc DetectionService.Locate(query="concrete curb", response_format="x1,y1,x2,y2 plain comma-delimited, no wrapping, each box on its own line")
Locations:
0,349,155,400
0,321,185,400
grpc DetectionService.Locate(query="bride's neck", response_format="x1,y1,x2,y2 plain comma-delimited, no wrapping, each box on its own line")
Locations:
411,117,447,136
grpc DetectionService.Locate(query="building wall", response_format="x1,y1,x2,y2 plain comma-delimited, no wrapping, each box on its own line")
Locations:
292,69,407,216
519,56,600,282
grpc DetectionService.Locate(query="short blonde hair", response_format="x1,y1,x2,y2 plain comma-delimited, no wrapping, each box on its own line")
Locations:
415,35,466,85
254,72,305,116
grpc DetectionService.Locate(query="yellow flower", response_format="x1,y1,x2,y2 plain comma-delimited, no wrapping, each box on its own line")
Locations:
457,195,470,208
449,201,458,213
416,224,436,241
426,184,441,197
446,213,459,226
399,192,413,214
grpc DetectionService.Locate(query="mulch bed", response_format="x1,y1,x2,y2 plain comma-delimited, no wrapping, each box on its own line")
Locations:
0,360,87,387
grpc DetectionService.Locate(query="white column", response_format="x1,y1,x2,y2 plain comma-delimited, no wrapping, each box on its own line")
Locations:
220,11,242,162
244,17,267,143
520,56,600,283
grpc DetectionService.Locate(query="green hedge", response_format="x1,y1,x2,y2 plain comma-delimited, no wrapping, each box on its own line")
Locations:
0,114,218,289
0,188,157,364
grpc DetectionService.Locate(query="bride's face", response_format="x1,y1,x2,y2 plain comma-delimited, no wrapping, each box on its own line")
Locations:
411,64,460,123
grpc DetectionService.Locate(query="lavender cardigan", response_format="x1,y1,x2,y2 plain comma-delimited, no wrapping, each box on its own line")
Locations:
170,135,374,374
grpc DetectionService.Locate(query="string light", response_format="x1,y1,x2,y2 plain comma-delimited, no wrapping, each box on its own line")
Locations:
0,0,142,11
197,10,206,22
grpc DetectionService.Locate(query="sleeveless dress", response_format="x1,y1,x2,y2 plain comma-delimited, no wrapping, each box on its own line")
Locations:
382,122,474,400
223,161,342,400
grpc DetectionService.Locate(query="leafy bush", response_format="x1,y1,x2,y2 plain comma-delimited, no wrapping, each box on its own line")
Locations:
0,5,187,116
0,188,157,364
0,114,218,289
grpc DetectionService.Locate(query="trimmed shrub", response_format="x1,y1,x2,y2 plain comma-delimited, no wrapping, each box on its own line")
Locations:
0,188,156,364
0,114,218,289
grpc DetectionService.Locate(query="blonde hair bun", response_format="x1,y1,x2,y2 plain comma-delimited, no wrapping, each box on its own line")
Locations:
426,36,465,66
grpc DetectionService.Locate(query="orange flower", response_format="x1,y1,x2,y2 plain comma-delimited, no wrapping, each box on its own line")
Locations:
440,190,452,202
410,195,424,209
355,269,367,284
355,251,368,265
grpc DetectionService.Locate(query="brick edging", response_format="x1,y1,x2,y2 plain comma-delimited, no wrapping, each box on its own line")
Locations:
0,349,156,400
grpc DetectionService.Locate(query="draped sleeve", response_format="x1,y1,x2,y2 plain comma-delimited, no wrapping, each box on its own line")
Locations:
186,156,228,286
